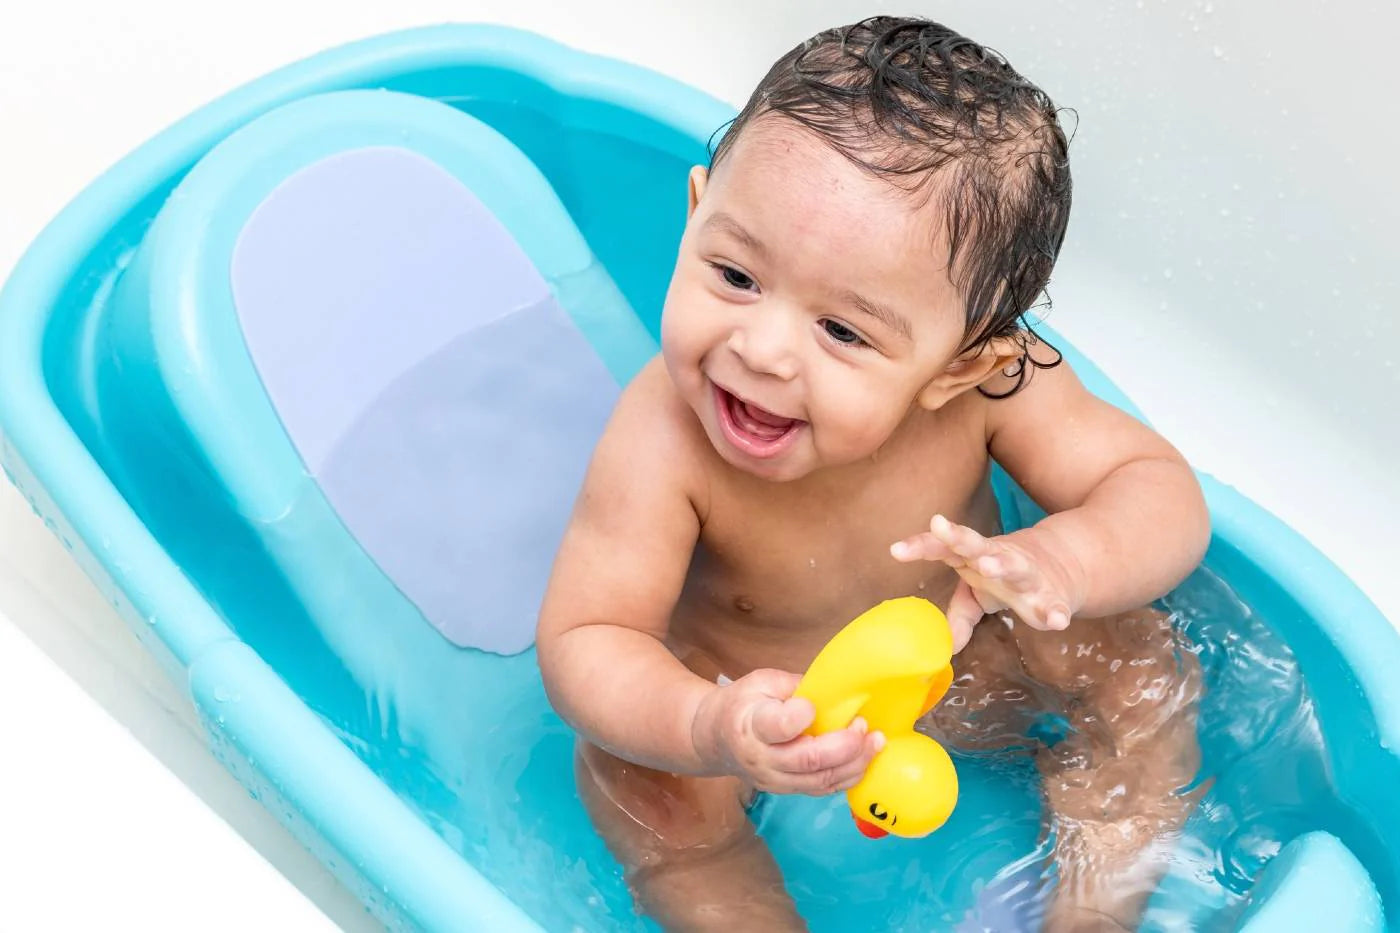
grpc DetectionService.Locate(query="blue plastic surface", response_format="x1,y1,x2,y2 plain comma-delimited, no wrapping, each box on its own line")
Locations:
1235,832,1383,932
0,24,1396,932
105,88,650,656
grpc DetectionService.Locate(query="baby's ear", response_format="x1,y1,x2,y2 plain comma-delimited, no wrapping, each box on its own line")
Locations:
917,338,1026,411
687,165,709,217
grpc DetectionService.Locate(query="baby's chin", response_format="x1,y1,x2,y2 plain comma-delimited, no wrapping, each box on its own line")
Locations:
702,421,816,482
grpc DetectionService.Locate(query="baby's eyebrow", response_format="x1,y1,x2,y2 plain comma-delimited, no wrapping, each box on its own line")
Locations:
703,211,769,261
842,289,913,342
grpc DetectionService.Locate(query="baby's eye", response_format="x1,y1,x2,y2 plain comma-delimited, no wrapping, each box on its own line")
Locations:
822,319,868,347
713,263,757,292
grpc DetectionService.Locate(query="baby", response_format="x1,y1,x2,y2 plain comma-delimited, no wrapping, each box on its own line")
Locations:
537,16,1209,932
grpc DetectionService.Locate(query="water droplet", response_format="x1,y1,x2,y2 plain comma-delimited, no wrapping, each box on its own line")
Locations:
1213,45,1227,59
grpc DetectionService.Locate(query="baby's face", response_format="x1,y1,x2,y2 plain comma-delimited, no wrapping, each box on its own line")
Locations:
660,117,970,482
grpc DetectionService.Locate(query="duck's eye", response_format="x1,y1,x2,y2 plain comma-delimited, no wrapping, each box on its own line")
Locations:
868,802,889,822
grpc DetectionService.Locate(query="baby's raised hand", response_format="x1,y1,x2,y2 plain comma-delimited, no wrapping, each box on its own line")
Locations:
690,668,885,796
890,514,1084,651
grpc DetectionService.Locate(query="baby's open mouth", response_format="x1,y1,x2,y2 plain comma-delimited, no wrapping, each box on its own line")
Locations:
712,383,806,460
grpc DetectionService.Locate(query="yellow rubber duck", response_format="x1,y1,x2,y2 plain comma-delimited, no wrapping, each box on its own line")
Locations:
794,597,958,839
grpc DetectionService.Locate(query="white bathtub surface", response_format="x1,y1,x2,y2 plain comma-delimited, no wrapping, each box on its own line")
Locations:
0,480,378,930
0,572,335,930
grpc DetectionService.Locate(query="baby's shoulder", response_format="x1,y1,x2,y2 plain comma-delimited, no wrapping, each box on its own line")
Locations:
593,356,710,494
609,357,704,442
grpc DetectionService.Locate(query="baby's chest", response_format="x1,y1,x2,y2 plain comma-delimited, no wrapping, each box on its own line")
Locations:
691,465,998,624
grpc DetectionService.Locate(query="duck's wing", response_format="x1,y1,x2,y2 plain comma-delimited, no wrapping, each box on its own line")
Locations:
918,666,954,718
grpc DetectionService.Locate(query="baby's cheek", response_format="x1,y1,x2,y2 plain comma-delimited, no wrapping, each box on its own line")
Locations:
821,396,906,460
660,311,706,375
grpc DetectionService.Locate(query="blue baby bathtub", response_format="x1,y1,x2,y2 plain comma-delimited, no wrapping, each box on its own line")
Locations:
1,25,1396,932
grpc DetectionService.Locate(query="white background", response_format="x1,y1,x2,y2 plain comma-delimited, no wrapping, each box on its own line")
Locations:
1,0,1396,929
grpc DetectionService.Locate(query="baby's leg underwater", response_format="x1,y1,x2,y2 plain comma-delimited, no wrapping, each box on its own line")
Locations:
920,614,1053,753
575,741,807,932
1017,608,1205,932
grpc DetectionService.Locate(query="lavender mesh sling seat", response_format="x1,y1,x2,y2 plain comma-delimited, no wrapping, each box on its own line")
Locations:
101,89,656,665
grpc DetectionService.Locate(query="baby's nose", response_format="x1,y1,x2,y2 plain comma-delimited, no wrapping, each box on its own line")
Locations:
728,310,799,381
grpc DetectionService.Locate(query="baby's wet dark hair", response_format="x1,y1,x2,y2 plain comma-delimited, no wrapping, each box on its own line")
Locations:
710,16,1071,395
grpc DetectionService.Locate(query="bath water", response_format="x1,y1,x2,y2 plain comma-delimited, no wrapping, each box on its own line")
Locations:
297,564,1349,932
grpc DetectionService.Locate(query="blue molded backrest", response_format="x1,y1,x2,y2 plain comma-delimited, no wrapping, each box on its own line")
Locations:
110,90,657,654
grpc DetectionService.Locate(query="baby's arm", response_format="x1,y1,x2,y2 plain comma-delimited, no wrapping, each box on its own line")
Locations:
982,360,1210,611
536,364,712,771
537,362,878,790
894,359,1209,645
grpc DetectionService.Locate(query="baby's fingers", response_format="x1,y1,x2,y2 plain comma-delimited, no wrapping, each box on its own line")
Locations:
1021,600,1072,632
771,720,868,775
947,578,992,652
750,695,815,745
975,546,1036,591
773,727,885,796
929,514,995,562
826,731,887,793
889,532,957,564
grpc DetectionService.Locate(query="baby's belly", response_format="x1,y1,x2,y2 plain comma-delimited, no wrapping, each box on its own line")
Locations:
670,473,1005,678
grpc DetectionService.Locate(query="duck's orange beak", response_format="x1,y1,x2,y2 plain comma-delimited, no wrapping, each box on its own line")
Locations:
854,815,889,839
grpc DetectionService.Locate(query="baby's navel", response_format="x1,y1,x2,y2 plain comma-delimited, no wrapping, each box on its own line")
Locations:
733,595,756,613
